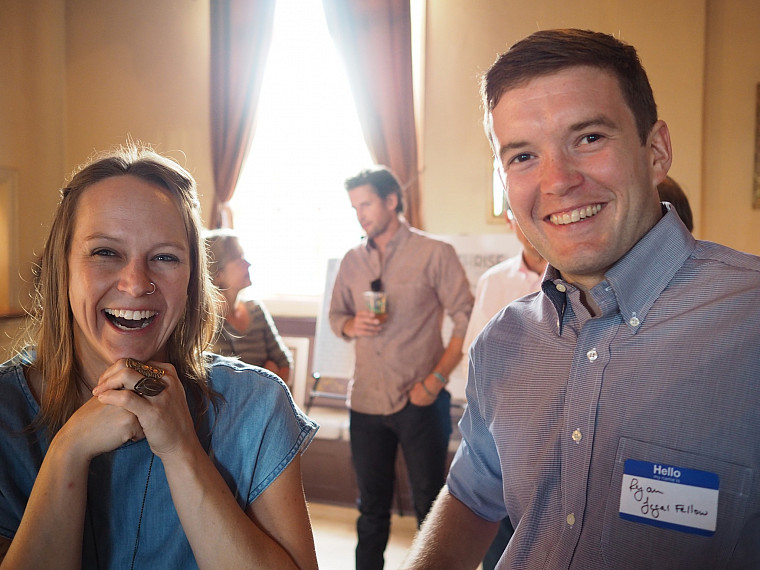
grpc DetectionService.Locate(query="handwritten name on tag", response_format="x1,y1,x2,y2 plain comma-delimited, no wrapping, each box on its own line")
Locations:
619,459,719,536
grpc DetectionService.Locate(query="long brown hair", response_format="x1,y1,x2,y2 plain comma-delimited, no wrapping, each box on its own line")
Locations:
30,143,221,434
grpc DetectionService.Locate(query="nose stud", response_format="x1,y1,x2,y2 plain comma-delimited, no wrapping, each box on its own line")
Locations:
146,282,156,295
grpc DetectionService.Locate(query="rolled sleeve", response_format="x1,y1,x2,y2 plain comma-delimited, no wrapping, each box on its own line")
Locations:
447,348,506,522
328,256,357,341
435,243,474,338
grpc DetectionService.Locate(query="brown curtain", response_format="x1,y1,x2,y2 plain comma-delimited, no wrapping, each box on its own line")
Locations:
322,0,421,228
209,0,277,228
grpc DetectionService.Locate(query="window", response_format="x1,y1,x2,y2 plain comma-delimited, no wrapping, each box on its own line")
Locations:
492,161,505,218
229,0,372,301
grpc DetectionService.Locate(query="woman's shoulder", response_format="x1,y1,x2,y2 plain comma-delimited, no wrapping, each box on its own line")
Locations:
203,352,318,446
1,347,35,368
0,356,23,390
240,298,270,319
205,353,291,403
1,348,35,386
0,349,41,429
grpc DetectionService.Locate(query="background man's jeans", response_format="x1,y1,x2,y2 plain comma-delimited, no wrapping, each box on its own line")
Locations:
350,389,452,570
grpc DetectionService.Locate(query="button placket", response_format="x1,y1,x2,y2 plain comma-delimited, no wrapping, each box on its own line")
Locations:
561,313,618,552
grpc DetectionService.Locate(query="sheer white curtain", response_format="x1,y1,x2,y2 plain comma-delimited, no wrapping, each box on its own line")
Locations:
229,0,372,299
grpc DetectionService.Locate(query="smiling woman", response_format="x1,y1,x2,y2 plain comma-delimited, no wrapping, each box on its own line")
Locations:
0,144,319,569
66,175,192,378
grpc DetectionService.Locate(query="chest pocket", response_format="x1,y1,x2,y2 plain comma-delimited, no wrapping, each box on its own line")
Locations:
601,437,753,569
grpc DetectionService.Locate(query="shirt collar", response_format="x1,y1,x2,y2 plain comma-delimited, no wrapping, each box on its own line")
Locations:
542,206,696,334
364,216,410,252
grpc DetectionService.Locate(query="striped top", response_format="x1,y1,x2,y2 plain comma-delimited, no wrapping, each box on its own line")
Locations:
212,300,293,370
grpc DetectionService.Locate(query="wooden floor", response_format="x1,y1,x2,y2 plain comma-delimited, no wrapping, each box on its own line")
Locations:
309,502,418,569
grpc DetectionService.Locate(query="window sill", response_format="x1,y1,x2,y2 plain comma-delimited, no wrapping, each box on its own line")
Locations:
260,294,321,318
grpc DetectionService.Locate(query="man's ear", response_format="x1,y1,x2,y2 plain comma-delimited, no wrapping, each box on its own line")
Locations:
385,192,399,212
648,120,673,186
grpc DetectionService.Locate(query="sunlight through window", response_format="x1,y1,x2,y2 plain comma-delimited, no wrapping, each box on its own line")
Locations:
229,0,373,301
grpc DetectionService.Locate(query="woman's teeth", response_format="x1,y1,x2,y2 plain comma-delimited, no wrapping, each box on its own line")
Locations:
104,309,157,330
106,309,156,320
550,204,602,226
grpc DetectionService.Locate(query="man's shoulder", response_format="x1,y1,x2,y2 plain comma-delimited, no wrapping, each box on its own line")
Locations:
407,226,449,243
343,239,368,255
692,240,760,273
336,241,369,265
405,227,459,256
475,291,546,348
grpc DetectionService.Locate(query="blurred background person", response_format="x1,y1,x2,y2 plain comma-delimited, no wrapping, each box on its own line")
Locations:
463,201,547,353
657,175,694,232
329,166,473,570
205,229,293,386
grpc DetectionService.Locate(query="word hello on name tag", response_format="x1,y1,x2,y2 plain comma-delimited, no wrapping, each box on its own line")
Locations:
619,459,719,536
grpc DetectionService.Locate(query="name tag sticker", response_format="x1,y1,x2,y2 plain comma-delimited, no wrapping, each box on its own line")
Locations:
619,459,719,536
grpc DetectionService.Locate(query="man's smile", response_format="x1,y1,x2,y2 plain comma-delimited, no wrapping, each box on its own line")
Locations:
548,203,603,226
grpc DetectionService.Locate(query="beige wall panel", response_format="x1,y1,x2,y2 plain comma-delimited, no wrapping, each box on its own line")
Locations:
0,0,67,312
703,0,760,254
65,0,214,223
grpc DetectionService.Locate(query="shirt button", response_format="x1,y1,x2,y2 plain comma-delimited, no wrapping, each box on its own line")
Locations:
629,316,640,327
555,283,567,293
572,429,582,442
587,349,598,362
567,513,576,526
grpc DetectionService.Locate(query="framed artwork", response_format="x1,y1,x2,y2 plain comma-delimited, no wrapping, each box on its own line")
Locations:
755,83,760,209
281,335,311,409
0,167,20,315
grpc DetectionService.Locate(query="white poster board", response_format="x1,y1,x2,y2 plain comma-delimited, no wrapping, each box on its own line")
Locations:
312,257,355,379
312,233,521,402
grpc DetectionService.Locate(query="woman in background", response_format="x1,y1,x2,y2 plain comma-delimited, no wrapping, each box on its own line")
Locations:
205,230,293,386
0,145,318,569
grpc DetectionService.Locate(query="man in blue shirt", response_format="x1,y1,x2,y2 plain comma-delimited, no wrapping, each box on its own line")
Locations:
403,29,760,569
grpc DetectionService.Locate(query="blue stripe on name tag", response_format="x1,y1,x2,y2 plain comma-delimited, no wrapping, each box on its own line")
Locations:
624,459,719,489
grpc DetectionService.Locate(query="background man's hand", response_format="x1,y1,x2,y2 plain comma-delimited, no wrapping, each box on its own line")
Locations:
408,376,439,406
344,310,384,337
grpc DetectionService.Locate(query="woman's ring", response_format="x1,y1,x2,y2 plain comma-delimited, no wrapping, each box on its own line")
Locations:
125,358,164,379
133,376,166,397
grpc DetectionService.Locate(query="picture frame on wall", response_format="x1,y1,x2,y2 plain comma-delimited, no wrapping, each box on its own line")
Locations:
0,167,20,315
754,83,760,209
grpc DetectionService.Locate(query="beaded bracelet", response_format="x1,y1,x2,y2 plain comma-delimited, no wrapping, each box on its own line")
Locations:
433,372,448,386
